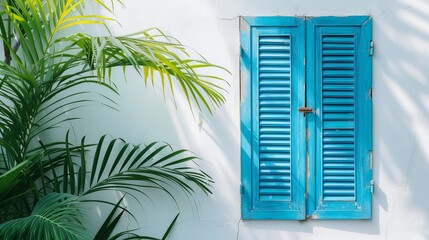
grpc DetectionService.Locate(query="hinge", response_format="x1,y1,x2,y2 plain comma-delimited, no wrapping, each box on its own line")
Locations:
366,180,374,194
370,180,374,194
240,184,243,195
369,40,374,56
368,88,373,100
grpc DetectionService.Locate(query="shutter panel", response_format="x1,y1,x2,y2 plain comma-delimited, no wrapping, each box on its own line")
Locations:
306,17,372,219
321,34,357,202
240,17,306,220
258,35,293,202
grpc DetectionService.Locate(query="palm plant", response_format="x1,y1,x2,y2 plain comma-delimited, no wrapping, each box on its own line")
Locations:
0,0,227,239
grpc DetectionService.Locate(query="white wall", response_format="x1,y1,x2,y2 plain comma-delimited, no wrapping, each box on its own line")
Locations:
72,0,429,239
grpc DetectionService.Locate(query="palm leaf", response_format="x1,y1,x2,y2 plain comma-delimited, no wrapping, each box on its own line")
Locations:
85,136,213,198
97,199,179,240
61,29,228,113
0,193,91,240
94,196,127,240
40,135,213,201
0,0,226,238
0,160,29,201
161,213,179,240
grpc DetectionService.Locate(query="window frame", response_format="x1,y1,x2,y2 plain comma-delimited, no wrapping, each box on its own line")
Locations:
240,16,373,220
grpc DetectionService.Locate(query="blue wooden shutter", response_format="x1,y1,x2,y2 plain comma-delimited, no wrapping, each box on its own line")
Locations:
240,17,306,220
306,16,372,219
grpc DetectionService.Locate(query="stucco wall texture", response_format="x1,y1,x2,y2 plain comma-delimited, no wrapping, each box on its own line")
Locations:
72,0,429,239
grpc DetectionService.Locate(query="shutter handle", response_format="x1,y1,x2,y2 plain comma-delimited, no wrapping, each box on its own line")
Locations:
298,106,313,114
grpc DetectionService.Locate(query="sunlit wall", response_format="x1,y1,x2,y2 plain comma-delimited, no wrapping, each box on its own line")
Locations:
71,0,429,239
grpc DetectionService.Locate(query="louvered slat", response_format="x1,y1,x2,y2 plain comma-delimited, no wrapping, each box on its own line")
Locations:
258,35,292,201
321,35,356,202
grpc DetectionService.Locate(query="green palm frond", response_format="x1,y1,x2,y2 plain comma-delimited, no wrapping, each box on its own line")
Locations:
0,0,227,238
94,196,127,240
61,29,228,113
0,0,227,168
0,160,29,202
95,198,179,240
0,133,212,221
0,134,208,238
1,0,118,67
0,193,90,240
40,134,213,199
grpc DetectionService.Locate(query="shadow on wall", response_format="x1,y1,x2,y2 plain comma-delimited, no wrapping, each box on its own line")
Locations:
199,0,429,239
372,0,429,238
71,1,241,238
65,0,429,239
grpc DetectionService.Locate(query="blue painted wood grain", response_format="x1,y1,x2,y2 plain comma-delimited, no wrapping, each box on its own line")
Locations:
240,16,372,220
307,16,372,220
240,16,306,220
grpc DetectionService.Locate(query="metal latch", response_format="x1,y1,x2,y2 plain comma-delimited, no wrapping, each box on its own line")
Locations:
298,107,313,114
